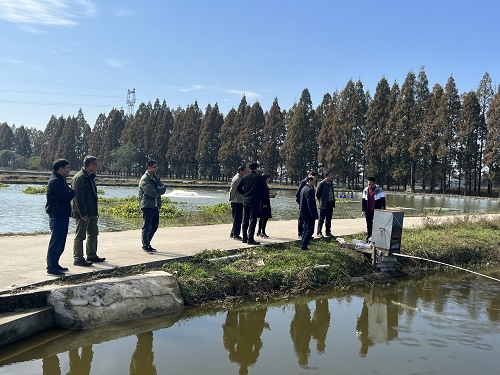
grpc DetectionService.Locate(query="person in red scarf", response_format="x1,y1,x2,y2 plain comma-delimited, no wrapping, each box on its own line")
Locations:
361,177,386,242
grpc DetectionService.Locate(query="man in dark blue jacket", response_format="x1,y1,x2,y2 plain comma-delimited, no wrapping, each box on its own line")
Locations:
45,158,76,276
299,176,319,250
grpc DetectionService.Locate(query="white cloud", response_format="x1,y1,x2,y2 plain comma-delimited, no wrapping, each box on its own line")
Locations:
0,0,97,27
179,85,207,92
4,58,23,64
114,8,133,17
227,89,261,100
105,58,125,68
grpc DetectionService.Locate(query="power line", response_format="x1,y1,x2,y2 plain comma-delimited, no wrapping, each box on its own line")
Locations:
0,89,124,99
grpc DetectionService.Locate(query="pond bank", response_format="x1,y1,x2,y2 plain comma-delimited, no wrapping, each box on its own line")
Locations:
0,215,498,349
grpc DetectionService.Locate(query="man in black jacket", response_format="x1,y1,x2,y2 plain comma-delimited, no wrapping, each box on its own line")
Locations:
45,158,76,276
299,176,319,250
237,162,265,245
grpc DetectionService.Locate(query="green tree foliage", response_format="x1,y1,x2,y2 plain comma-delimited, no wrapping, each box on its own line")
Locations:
476,72,494,194
39,115,64,169
152,100,173,175
260,98,286,180
457,91,481,195
0,123,15,151
167,102,202,178
74,109,91,166
241,101,265,164
234,95,250,163
387,71,417,189
110,143,139,175
0,150,16,168
13,125,32,158
410,67,430,191
419,84,446,192
365,77,392,187
281,88,316,183
219,108,244,178
89,108,126,173
320,80,366,188
197,103,223,180
442,75,461,192
484,85,500,190
9,71,500,196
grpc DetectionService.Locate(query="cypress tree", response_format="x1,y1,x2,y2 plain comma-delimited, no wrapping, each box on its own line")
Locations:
484,84,500,192
260,98,286,180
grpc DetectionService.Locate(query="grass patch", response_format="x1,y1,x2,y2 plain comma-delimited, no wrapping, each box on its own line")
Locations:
399,215,500,270
162,240,372,305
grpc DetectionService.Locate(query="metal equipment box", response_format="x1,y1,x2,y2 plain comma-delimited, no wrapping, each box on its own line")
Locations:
372,210,404,254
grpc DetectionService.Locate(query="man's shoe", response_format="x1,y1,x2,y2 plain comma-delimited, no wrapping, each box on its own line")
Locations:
242,238,248,243
73,259,93,267
301,247,308,251
230,233,234,238
87,256,106,262
147,246,157,252
57,265,69,272
317,233,324,238
247,239,260,245
233,235,243,240
298,235,302,240
143,247,154,253
325,233,333,237
261,233,269,238
47,269,65,276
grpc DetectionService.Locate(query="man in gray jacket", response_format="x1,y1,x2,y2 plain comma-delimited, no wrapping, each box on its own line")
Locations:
139,160,167,252
229,165,247,240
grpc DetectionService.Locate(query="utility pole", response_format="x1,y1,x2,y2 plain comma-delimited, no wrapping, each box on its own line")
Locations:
126,88,136,116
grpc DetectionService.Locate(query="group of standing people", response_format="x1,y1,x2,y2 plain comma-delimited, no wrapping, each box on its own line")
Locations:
296,171,386,250
295,170,336,250
46,157,386,275
45,157,167,276
229,162,275,245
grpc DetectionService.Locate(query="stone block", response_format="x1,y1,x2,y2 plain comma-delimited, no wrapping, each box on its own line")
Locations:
47,271,183,329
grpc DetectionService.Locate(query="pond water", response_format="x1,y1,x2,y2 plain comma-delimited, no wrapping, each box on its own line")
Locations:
1,269,499,374
0,184,498,234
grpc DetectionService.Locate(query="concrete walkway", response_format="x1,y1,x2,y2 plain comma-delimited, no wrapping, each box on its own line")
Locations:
0,216,438,295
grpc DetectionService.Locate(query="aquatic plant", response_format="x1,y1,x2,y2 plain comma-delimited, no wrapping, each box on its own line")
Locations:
22,185,46,194
99,196,181,218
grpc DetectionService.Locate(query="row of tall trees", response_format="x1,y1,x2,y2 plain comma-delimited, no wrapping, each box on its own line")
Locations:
1,68,499,195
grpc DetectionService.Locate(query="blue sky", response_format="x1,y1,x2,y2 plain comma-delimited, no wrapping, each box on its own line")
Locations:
1,0,499,130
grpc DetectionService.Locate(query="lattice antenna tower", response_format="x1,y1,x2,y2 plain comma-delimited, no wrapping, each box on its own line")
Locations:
126,88,136,116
